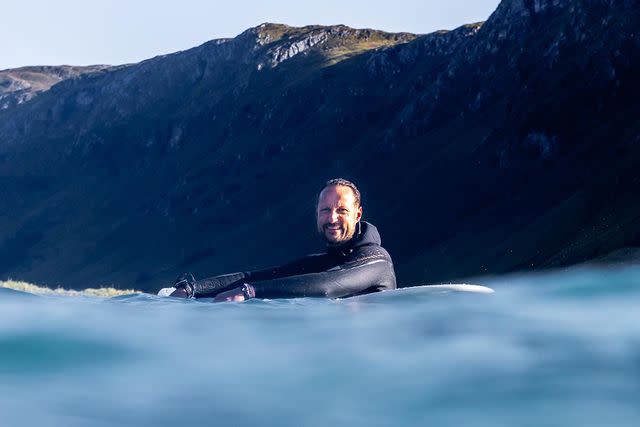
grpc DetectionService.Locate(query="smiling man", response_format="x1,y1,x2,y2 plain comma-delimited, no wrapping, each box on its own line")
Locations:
317,181,362,245
159,178,396,301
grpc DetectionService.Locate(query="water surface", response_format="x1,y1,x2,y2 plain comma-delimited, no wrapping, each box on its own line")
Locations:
1,265,638,426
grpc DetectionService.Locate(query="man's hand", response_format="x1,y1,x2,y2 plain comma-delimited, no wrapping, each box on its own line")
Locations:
170,287,190,298
171,272,196,298
213,284,255,303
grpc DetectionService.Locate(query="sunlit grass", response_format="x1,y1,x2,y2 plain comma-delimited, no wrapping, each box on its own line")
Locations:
0,280,139,297
322,39,409,66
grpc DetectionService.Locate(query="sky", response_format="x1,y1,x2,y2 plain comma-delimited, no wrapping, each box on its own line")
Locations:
2,0,501,70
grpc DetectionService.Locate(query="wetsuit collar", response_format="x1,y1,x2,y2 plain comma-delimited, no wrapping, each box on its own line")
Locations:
326,221,381,255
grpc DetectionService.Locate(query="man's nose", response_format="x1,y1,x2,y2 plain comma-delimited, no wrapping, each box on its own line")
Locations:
330,210,339,222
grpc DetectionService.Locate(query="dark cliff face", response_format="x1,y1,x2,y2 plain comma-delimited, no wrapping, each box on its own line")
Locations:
0,0,638,290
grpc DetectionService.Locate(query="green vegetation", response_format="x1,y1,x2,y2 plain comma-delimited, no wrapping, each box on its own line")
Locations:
0,280,139,297
258,23,416,67
321,38,409,66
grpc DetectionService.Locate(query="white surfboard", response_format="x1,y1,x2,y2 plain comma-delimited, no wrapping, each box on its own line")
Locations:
347,283,494,302
409,283,494,293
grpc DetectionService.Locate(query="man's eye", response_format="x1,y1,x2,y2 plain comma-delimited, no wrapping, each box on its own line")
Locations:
338,209,348,214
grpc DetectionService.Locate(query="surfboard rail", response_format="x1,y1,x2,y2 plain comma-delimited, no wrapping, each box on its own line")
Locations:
402,283,495,293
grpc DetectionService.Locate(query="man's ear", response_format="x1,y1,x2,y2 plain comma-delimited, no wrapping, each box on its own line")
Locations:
356,206,363,222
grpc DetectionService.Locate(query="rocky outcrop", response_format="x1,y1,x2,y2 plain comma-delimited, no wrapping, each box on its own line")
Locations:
0,0,638,291
0,65,113,110
242,23,417,69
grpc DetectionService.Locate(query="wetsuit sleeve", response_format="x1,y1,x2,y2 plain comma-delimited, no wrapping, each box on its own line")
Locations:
191,272,249,298
191,254,327,298
250,246,396,299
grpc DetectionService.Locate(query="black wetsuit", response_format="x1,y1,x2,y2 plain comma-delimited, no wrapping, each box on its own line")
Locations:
186,221,396,299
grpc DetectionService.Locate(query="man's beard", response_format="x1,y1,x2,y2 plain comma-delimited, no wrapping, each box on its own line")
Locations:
318,222,357,246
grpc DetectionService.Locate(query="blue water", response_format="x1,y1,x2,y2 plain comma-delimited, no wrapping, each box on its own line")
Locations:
1,265,639,427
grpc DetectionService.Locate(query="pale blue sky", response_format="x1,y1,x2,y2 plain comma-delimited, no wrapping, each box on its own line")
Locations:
2,0,500,70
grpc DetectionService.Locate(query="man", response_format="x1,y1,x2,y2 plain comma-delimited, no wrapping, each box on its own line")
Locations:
158,178,396,301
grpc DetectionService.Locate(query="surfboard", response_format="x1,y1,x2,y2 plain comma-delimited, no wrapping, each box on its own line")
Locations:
405,283,494,293
345,283,494,303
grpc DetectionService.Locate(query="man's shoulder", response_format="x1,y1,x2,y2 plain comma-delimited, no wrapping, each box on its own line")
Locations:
349,243,393,264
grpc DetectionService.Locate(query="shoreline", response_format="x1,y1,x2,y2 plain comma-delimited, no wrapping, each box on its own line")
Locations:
0,280,140,297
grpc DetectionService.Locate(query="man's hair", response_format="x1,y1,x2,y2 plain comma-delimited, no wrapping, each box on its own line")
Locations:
320,178,361,208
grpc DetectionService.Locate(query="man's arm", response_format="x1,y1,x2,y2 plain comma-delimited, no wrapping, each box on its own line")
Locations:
168,254,329,298
249,247,396,299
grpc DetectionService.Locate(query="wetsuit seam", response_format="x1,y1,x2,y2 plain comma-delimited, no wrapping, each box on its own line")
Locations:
343,254,389,268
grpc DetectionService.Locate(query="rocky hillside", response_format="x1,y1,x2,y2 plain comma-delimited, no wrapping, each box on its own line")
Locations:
0,65,113,110
0,0,638,291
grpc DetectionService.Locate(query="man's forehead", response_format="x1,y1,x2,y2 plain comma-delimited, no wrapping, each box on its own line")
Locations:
318,185,356,204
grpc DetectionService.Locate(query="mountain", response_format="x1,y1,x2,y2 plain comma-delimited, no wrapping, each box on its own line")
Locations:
0,65,113,110
0,0,638,291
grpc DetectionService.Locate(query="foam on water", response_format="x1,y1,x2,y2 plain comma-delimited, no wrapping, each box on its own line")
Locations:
1,265,639,426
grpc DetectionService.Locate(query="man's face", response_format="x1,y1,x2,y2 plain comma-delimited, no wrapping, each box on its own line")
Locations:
316,185,363,245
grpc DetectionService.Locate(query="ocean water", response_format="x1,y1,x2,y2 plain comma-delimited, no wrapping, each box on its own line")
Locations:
1,265,639,427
